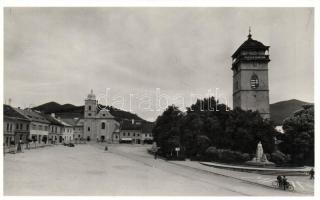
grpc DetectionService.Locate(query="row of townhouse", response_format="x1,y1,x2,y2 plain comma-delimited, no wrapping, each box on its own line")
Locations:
4,103,154,146
3,105,75,146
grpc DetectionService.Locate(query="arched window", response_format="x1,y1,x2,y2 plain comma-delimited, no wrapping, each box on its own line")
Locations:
88,105,91,111
250,74,259,89
101,122,105,129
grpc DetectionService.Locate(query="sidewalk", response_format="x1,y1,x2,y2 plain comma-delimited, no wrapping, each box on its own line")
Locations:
3,143,56,154
170,160,314,195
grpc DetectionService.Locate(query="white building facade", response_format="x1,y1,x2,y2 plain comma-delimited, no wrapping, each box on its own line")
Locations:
83,90,120,142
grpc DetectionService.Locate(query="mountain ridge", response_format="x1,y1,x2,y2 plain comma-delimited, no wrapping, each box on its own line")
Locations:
32,102,146,122
33,99,312,125
270,99,313,125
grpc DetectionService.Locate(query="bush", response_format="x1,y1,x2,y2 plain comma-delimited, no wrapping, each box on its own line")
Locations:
270,150,290,165
205,146,251,164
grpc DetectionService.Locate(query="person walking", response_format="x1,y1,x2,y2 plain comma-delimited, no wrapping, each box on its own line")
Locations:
277,175,283,188
309,168,315,179
282,176,288,190
154,150,158,160
17,139,22,153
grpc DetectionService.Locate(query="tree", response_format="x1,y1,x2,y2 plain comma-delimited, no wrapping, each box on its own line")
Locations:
280,105,314,166
224,108,276,154
152,97,277,161
152,105,183,156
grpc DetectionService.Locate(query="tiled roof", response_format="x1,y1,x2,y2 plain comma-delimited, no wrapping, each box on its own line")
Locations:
121,120,142,130
232,35,269,58
41,114,64,126
60,118,84,127
3,105,30,121
141,122,154,133
58,118,72,127
120,120,154,132
13,108,50,124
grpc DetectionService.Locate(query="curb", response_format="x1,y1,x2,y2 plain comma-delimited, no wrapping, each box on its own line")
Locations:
169,161,302,194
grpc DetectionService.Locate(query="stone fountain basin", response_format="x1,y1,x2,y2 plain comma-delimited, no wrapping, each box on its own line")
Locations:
200,161,310,176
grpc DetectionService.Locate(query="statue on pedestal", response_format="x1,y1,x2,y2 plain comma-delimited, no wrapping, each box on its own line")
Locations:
246,141,275,166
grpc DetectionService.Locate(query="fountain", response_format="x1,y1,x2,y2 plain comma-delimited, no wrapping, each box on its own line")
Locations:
246,141,275,166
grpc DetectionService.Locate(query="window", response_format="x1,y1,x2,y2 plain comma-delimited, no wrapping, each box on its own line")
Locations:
250,74,259,89
7,123,9,131
88,106,91,111
88,127,90,131
128,132,130,137
16,124,19,129
26,124,29,131
88,113,92,116
101,122,105,129
103,114,106,117
20,124,23,129
133,133,135,137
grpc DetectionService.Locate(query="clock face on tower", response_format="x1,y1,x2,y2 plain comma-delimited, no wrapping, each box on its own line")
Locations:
250,74,259,89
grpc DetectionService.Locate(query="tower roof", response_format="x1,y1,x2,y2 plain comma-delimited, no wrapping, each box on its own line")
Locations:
232,32,269,58
86,89,96,100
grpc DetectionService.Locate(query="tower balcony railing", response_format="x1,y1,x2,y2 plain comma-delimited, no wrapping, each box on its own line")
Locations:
232,54,270,66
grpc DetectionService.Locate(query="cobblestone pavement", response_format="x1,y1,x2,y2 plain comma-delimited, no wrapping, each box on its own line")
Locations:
4,143,309,196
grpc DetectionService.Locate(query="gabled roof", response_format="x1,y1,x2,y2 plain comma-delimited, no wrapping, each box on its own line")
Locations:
232,34,269,58
13,108,50,124
41,114,64,126
121,120,142,131
58,118,72,127
3,105,30,121
141,122,154,133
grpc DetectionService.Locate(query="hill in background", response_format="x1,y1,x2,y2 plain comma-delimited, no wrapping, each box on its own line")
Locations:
33,102,145,122
270,99,313,125
33,99,312,125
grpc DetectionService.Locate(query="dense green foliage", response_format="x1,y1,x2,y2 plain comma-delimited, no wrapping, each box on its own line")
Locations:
153,97,277,162
279,105,314,166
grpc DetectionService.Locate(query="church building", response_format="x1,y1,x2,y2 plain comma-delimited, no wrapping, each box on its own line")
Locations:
83,90,120,142
232,30,270,119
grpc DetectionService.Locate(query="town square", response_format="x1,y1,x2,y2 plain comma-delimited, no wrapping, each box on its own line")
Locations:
3,7,315,196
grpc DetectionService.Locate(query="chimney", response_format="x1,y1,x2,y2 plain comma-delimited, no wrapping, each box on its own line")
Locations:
51,113,55,118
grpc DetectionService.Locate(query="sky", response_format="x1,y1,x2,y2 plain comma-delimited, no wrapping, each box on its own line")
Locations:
4,8,314,121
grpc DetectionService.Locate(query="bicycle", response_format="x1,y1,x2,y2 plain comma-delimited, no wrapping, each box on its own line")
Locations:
272,181,294,192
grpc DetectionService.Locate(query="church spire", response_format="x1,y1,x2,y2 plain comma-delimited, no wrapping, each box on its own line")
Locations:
248,26,252,39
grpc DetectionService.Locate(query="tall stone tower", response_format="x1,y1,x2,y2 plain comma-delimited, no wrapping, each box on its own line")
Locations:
84,89,97,118
232,30,270,119
84,89,97,140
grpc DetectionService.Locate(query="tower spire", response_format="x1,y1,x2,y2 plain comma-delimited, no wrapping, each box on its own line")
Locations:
248,26,252,39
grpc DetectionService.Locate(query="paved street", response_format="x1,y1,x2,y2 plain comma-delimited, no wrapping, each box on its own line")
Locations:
4,144,311,196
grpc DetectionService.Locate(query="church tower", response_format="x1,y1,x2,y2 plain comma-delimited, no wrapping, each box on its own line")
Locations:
232,29,270,119
84,89,97,118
